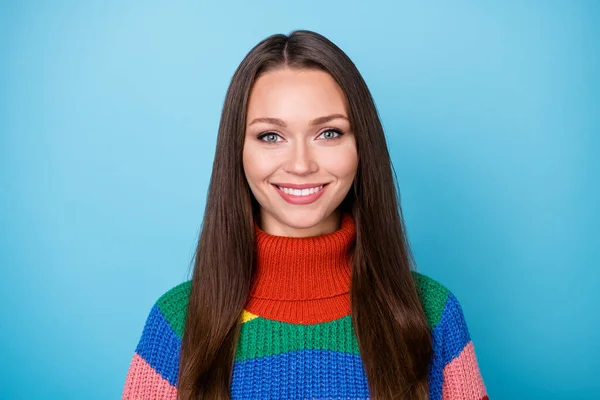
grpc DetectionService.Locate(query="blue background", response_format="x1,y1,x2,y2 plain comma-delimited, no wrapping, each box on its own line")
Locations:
1,1,598,399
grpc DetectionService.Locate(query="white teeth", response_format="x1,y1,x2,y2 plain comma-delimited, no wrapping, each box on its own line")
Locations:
277,185,324,196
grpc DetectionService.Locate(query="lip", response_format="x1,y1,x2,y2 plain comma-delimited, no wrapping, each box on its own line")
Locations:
271,182,329,189
272,183,329,205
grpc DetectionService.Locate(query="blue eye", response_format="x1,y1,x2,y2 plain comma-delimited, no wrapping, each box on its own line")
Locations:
318,129,342,140
258,133,282,143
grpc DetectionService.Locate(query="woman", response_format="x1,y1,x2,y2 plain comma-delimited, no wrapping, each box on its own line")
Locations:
122,30,488,400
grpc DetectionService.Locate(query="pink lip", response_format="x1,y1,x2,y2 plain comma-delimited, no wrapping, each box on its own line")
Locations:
272,183,328,205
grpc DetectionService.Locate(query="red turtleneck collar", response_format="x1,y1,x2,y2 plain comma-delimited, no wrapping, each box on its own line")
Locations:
244,213,355,325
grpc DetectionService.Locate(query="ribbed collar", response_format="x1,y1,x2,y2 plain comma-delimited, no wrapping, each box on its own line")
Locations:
244,213,355,324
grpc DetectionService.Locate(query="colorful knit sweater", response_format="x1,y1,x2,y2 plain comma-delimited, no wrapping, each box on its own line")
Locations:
122,214,488,399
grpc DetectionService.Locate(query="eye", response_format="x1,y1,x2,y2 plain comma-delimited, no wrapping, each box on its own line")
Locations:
317,129,343,140
258,132,283,143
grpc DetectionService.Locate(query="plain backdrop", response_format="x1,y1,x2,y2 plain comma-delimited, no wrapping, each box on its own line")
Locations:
1,1,598,399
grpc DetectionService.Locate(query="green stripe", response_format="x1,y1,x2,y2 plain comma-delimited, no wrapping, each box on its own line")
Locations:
156,280,191,338
412,271,449,328
154,273,450,342
235,315,360,362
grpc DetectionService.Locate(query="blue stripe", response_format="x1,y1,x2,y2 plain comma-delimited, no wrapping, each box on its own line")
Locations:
230,349,370,399
427,320,445,400
427,292,472,399
439,292,471,365
135,303,181,386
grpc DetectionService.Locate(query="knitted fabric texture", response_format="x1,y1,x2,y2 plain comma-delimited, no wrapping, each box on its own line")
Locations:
122,214,488,399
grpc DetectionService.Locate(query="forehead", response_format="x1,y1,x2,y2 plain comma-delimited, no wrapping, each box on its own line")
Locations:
246,68,348,122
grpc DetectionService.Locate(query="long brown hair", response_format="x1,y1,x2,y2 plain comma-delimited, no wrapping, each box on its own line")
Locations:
179,30,432,399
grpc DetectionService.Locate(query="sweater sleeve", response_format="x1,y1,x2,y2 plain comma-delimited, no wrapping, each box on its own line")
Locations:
440,292,488,400
122,303,180,400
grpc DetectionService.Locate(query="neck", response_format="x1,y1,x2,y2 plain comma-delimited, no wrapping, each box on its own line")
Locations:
258,209,343,237
245,212,355,324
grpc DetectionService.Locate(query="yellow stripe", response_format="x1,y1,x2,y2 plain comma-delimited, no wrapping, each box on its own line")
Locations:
239,309,259,324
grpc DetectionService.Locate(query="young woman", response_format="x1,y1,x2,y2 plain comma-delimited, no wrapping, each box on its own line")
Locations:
122,30,488,400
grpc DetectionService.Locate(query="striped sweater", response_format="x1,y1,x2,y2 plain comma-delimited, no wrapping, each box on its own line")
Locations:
123,214,488,399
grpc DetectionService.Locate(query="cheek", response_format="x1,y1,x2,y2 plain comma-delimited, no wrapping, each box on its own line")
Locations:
321,145,358,182
242,144,272,187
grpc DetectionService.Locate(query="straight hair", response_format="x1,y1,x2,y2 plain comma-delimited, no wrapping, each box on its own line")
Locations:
178,30,432,399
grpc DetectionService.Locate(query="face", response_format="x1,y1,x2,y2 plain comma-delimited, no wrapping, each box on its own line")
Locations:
243,67,358,237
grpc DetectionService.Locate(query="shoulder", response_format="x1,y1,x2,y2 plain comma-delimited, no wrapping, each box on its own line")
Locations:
411,272,488,396
148,280,192,338
410,271,467,332
128,280,192,392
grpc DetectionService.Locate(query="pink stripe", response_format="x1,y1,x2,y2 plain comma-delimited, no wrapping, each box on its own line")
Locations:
122,353,178,400
442,341,487,400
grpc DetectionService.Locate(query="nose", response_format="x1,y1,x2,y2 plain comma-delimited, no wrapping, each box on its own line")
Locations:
283,140,318,176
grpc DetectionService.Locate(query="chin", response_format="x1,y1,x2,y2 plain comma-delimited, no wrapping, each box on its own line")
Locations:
278,210,327,229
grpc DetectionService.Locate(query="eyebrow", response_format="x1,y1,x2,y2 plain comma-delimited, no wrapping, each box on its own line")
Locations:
248,114,349,127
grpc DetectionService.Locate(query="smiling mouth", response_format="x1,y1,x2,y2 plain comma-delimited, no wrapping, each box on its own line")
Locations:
272,183,329,197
